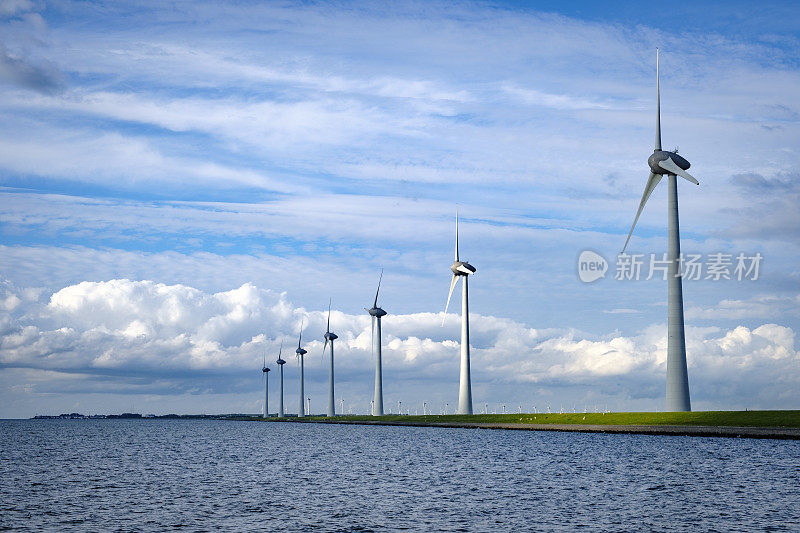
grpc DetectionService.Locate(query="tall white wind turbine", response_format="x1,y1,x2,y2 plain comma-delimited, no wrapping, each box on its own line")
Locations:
295,320,307,417
275,339,285,417
366,270,387,416
261,353,270,418
443,211,476,415
322,300,338,417
623,49,698,412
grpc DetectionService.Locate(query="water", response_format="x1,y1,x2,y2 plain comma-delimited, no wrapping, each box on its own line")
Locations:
1,420,798,532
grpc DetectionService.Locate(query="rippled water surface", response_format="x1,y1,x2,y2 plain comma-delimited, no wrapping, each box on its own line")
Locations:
1,419,798,531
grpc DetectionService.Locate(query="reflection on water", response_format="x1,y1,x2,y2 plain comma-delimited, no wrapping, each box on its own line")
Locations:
1,419,798,531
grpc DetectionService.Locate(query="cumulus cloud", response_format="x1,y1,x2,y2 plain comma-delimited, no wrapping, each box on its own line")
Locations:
1,278,797,413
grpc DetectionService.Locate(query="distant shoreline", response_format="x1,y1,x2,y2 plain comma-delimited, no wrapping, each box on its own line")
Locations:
21,410,800,440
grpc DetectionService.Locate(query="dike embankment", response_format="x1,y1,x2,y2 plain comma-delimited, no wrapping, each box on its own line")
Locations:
268,418,800,440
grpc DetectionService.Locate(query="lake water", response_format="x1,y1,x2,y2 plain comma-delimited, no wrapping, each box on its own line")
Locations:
1,419,798,531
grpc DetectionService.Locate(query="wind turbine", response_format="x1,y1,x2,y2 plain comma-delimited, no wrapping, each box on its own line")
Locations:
261,354,270,418
366,270,387,416
322,300,338,417
443,211,476,415
276,339,286,417
295,320,307,417
622,49,697,412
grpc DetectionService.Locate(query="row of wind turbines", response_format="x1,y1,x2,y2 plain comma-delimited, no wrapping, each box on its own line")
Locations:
261,49,697,416
261,211,476,418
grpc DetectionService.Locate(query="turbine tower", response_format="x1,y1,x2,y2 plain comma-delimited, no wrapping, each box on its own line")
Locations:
295,320,307,417
261,354,270,418
322,300,338,417
443,211,476,415
366,270,387,416
623,49,698,412
276,339,286,417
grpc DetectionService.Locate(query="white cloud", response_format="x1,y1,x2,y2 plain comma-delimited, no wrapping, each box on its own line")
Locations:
0,0,33,17
686,294,800,320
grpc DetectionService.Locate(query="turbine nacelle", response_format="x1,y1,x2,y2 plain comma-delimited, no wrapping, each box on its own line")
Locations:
367,306,387,317
650,150,698,184
451,260,476,276
324,331,338,341
648,149,689,173
276,357,286,365
262,367,270,373
295,347,307,356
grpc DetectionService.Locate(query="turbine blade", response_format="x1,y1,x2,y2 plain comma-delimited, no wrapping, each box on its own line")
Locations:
455,264,472,275
322,338,329,359
655,48,661,151
455,208,460,261
658,157,699,185
373,269,383,308
326,298,331,333
442,275,459,325
298,318,304,349
622,172,663,253
371,315,375,360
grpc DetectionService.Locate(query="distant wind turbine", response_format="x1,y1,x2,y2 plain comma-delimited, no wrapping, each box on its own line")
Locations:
295,320,307,418
322,300,338,417
276,339,286,417
366,270,387,416
442,210,476,415
622,49,697,412
261,353,270,418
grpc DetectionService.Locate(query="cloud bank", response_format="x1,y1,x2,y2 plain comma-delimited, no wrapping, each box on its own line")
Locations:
1,279,796,415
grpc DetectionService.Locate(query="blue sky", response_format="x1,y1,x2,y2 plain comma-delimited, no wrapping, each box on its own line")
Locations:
1,0,798,417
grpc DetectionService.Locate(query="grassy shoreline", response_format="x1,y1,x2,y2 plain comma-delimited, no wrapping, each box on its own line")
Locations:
246,410,800,428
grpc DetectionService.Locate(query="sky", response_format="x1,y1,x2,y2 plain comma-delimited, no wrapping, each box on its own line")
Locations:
1,0,798,418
